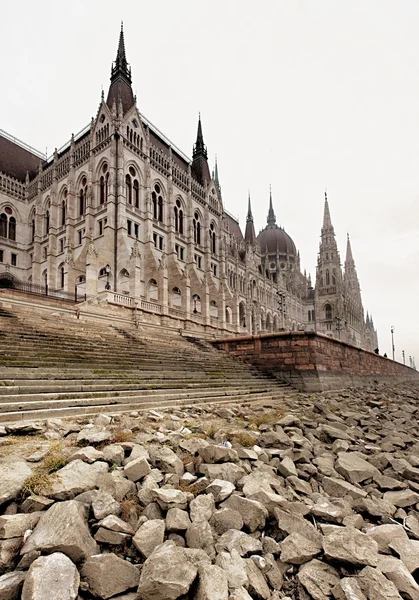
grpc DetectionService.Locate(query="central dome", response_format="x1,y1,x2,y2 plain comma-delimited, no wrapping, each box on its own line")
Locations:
257,225,297,256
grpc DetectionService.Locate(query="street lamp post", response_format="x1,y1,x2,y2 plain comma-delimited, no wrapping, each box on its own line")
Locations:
277,291,286,330
105,264,111,290
192,295,198,314
402,350,405,365
391,326,395,361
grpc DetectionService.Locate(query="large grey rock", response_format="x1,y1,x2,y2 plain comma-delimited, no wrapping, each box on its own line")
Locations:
81,553,139,599
389,538,419,573
76,427,111,445
0,571,25,600
67,446,104,464
221,495,268,532
152,488,189,510
244,559,271,600
21,496,54,513
215,550,248,589
322,476,367,499
206,479,235,502
166,508,191,532
186,520,214,558
48,460,108,500
383,489,419,507
378,556,419,600
335,452,379,484
333,577,367,600
21,500,97,563
0,540,21,575
215,530,262,556
137,542,198,600
0,513,41,539
190,494,215,522
98,472,136,501
323,527,378,567
150,446,184,475
199,463,245,484
365,524,408,554
133,520,165,558
274,508,322,545
92,491,120,520
0,459,32,507
280,532,322,565
198,445,238,464
210,508,244,535
229,588,253,600
298,559,340,600
21,553,79,600
357,566,403,600
123,457,151,482
196,564,228,600
5,422,43,435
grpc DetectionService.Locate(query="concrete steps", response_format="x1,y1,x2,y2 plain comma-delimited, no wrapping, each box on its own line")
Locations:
0,300,294,422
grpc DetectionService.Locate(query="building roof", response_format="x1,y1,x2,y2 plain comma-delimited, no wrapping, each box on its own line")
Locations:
0,130,44,182
257,225,297,256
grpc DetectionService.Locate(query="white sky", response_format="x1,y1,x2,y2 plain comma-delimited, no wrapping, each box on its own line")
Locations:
1,0,418,363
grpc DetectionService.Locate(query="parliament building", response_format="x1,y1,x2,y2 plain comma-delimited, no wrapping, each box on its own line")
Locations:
0,26,378,351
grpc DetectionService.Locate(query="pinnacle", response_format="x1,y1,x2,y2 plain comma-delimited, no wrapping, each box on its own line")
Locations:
267,185,276,226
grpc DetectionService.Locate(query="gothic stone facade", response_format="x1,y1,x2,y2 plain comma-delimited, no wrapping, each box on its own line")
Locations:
0,27,378,350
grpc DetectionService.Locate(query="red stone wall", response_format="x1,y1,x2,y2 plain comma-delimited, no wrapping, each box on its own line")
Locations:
212,331,419,392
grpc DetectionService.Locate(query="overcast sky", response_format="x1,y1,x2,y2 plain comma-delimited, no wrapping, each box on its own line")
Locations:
1,0,418,362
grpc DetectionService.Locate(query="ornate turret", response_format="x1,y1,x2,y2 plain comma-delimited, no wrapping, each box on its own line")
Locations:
106,23,135,116
244,192,256,244
191,114,211,186
344,233,361,296
214,155,221,194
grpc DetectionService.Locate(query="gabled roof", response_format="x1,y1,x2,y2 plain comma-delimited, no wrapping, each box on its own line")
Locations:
0,129,44,181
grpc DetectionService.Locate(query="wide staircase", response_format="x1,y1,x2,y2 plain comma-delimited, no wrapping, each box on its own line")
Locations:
0,302,294,422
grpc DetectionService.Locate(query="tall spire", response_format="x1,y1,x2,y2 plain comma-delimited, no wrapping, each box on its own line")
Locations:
191,114,210,186
193,113,207,160
322,191,333,231
345,232,354,264
214,155,221,193
106,23,134,115
111,22,131,84
267,185,276,227
245,191,256,244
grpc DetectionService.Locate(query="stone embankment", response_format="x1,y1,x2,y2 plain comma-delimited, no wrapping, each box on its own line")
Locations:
0,381,418,599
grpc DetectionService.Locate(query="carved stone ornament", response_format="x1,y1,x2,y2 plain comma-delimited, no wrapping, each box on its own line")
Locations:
159,252,167,270
87,239,98,258
64,247,75,266
131,240,141,259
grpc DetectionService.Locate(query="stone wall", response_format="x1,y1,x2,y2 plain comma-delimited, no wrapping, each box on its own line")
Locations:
212,331,419,392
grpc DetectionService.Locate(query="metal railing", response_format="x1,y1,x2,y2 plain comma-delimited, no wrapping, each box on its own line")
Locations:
0,277,85,303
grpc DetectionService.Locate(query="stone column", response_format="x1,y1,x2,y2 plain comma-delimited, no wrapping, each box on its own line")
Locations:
85,237,98,298
129,240,142,299
158,252,169,315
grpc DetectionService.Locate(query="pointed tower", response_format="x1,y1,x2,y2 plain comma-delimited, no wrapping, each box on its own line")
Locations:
344,234,361,296
315,192,344,337
214,155,221,194
267,185,276,227
245,192,256,244
106,23,135,116
191,114,211,186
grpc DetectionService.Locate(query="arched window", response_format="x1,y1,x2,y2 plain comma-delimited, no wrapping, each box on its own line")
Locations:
59,265,65,289
31,219,35,242
174,199,184,234
45,211,50,235
152,184,163,222
193,212,201,245
8,217,16,241
0,214,7,238
43,270,48,288
61,201,66,226
100,176,105,204
133,180,139,208
325,304,332,320
209,222,216,254
79,190,85,216
332,269,336,285
126,174,132,205
158,196,163,222
326,270,330,285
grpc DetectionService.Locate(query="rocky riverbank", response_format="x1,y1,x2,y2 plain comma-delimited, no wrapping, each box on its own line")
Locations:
0,381,418,599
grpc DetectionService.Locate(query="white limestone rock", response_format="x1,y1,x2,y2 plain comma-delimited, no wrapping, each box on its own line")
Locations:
190,493,216,522
0,570,26,600
21,500,97,563
0,513,41,539
196,564,228,600
215,549,248,589
21,552,79,600
280,532,322,565
322,526,378,567
378,556,419,600
335,452,379,484
357,566,403,600
123,457,151,482
48,459,108,500
76,427,111,445
205,479,235,502
92,491,120,520
0,459,32,507
298,559,340,600
81,553,139,599
221,495,268,532
133,519,165,558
